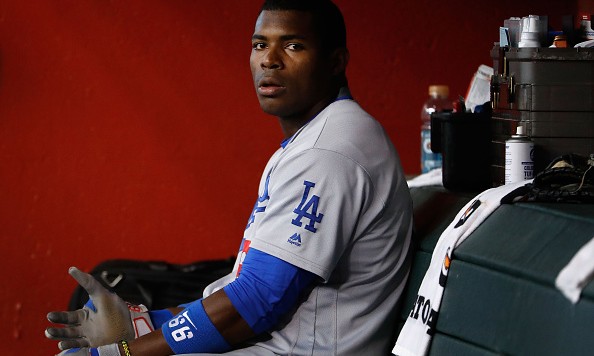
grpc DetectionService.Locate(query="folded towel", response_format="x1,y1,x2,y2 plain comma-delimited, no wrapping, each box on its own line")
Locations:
393,180,531,356
407,168,443,188
555,236,594,304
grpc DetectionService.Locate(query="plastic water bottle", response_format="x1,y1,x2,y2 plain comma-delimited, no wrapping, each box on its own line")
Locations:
421,85,452,173
580,14,594,40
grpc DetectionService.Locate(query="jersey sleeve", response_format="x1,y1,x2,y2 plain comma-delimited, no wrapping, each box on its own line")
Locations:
248,148,374,281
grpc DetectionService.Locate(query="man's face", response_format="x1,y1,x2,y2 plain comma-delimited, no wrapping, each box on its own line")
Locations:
250,10,335,121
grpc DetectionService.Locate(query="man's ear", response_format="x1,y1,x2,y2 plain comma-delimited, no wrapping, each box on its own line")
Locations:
331,48,349,76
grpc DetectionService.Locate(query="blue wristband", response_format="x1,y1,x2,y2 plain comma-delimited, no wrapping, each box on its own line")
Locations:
148,309,174,329
162,299,231,354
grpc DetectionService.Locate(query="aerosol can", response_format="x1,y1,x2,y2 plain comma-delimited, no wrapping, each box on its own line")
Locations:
505,125,534,184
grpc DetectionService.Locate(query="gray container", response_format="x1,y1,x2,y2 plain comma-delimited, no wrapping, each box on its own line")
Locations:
490,45,594,185
492,46,594,83
515,84,594,112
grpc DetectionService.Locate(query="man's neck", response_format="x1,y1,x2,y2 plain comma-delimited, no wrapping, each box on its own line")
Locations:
278,87,349,139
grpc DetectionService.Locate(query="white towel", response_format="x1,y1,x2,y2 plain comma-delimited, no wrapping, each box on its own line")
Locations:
393,180,531,356
555,236,594,304
407,169,443,188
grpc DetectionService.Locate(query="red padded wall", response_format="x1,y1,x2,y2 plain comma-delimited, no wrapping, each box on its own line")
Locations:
0,0,577,353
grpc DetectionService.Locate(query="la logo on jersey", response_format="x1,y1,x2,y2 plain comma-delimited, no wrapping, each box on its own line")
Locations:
291,180,324,234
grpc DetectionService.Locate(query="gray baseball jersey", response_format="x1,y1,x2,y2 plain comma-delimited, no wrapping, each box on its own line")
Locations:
202,90,413,355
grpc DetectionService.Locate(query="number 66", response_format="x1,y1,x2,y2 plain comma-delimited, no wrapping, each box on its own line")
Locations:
172,326,194,342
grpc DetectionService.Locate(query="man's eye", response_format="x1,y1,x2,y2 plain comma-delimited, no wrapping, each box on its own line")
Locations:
252,42,266,50
286,43,304,51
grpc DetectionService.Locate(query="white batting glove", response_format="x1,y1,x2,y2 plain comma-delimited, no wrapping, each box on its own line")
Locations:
56,344,121,356
45,267,154,350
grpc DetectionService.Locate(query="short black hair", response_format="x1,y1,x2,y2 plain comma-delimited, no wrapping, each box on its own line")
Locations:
259,0,347,52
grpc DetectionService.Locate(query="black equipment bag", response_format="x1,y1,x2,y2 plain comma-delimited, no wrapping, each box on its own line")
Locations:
68,258,235,311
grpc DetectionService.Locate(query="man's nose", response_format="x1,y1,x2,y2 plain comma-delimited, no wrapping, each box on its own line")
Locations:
261,47,283,70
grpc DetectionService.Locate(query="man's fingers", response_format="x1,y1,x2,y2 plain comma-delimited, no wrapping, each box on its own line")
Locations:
45,326,85,340
58,339,90,351
47,309,87,325
57,347,90,355
68,267,99,295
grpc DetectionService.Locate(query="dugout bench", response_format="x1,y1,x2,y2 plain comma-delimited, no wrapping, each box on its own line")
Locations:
396,185,594,355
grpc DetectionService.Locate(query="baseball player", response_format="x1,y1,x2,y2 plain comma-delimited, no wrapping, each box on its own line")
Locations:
45,0,413,355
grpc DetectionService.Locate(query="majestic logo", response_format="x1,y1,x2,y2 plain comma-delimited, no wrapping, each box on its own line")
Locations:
246,175,271,230
454,199,481,228
291,180,324,233
287,233,302,247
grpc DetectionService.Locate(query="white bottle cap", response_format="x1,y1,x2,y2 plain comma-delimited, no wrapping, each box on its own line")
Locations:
516,125,524,135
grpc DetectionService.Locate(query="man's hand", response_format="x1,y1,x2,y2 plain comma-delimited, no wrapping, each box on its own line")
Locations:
45,267,137,350
55,344,121,356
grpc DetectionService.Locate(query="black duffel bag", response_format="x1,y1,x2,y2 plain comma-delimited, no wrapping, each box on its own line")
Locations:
68,258,235,311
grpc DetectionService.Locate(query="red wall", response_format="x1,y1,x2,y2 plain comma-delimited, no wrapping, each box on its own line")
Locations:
0,0,577,353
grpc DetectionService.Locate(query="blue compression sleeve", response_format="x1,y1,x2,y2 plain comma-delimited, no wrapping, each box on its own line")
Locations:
223,248,316,334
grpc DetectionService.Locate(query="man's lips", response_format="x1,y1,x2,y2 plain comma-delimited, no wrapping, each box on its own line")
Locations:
258,85,286,97
257,77,286,97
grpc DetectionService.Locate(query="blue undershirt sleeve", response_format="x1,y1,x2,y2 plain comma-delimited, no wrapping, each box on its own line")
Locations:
223,248,317,334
